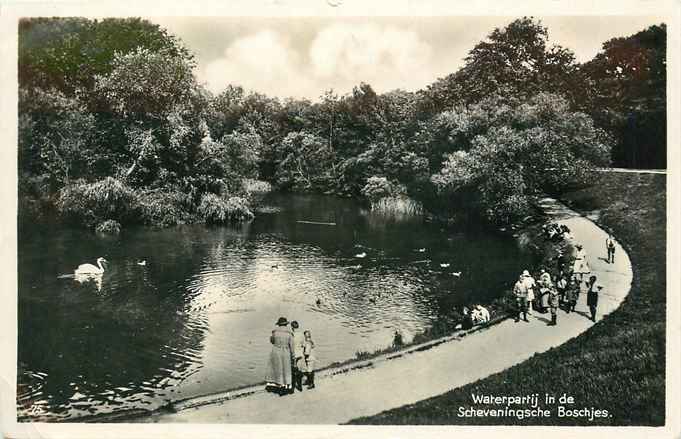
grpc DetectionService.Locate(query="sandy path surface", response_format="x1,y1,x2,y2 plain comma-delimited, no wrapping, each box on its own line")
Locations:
141,197,633,424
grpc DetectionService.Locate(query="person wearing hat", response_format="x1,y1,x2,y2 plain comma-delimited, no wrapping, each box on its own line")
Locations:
513,274,529,322
572,244,590,282
521,270,536,315
538,268,552,313
585,276,602,322
265,317,294,395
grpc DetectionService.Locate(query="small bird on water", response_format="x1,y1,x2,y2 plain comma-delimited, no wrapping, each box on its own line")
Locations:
137,260,147,266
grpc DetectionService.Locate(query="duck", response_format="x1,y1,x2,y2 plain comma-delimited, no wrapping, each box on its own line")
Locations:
75,257,107,275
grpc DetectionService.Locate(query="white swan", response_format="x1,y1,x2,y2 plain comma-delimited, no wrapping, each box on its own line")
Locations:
137,260,147,266
355,252,367,258
75,257,107,275
440,263,450,268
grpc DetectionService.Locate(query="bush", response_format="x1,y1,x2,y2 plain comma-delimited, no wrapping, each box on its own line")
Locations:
96,219,121,234
361,176,394,203
242,179,272,205
57,177,139,228
197,193,254,224
138,189,194,227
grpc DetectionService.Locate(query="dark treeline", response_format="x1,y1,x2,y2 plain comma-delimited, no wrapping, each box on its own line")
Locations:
18,17,666,231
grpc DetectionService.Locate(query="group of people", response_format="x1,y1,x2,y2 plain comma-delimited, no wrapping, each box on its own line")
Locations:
461,304,490,329
265,317,316,396
513,240,606,325
542,222,572,242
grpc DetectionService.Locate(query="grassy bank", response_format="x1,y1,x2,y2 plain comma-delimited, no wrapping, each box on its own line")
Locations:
348,171,666,426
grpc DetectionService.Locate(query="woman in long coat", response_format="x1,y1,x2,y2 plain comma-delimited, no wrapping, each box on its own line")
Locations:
265,317,294,394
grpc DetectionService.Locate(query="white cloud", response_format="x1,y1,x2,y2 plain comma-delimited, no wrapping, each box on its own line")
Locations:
309,23,434,92
197,23,440,100
198,30,307,98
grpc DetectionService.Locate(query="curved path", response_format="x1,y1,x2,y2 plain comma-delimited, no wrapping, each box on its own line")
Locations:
141,197,633,424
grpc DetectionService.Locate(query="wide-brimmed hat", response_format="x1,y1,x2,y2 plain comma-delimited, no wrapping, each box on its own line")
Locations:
276,317,288,326
522,270,530,277
576,244,583,249
597,284,604,289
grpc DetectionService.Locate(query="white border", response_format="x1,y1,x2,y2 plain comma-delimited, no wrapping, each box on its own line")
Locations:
1,1,679,438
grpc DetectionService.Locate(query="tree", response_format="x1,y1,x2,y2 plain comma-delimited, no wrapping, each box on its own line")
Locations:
582,24,666,168
449,18,587,107
275,131,337,190
19,17,191,96
431,93,612,224
18,87,96,187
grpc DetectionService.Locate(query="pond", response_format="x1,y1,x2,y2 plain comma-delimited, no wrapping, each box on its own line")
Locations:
17,193,535,421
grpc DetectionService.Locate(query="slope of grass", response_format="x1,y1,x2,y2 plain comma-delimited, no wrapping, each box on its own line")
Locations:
348,172,666,426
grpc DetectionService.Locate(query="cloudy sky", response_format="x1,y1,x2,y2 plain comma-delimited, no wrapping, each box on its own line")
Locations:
151,16,663,101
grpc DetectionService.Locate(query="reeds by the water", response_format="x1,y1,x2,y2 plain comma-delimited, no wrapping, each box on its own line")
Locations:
371,196,424,217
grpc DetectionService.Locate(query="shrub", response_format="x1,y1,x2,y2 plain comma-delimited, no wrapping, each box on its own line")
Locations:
197,193,254,224
361,176,394,203
242,179,272,205
96,219,121,234
138,189,194,227
57,177,139,228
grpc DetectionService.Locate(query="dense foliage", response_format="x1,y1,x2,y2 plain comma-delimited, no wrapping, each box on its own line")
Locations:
18,17,665,230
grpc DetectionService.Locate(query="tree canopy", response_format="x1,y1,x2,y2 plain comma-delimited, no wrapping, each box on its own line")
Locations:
18,17,665,229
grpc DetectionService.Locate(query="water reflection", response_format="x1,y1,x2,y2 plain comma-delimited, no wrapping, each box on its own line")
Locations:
17,193,534,421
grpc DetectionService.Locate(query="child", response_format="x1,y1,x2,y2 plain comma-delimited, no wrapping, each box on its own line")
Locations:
302,330,316,389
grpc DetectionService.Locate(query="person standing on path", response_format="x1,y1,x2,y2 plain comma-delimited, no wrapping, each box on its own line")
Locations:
538,269,552,313
290,321,305,392
556,271,568,305
564,278,579,313
265,317,294,395
521,270,536,315
606,234,616,264
572,244,590,281
585,276,602,322
302,330,316,389
513,275,529,322
548,286,560,326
